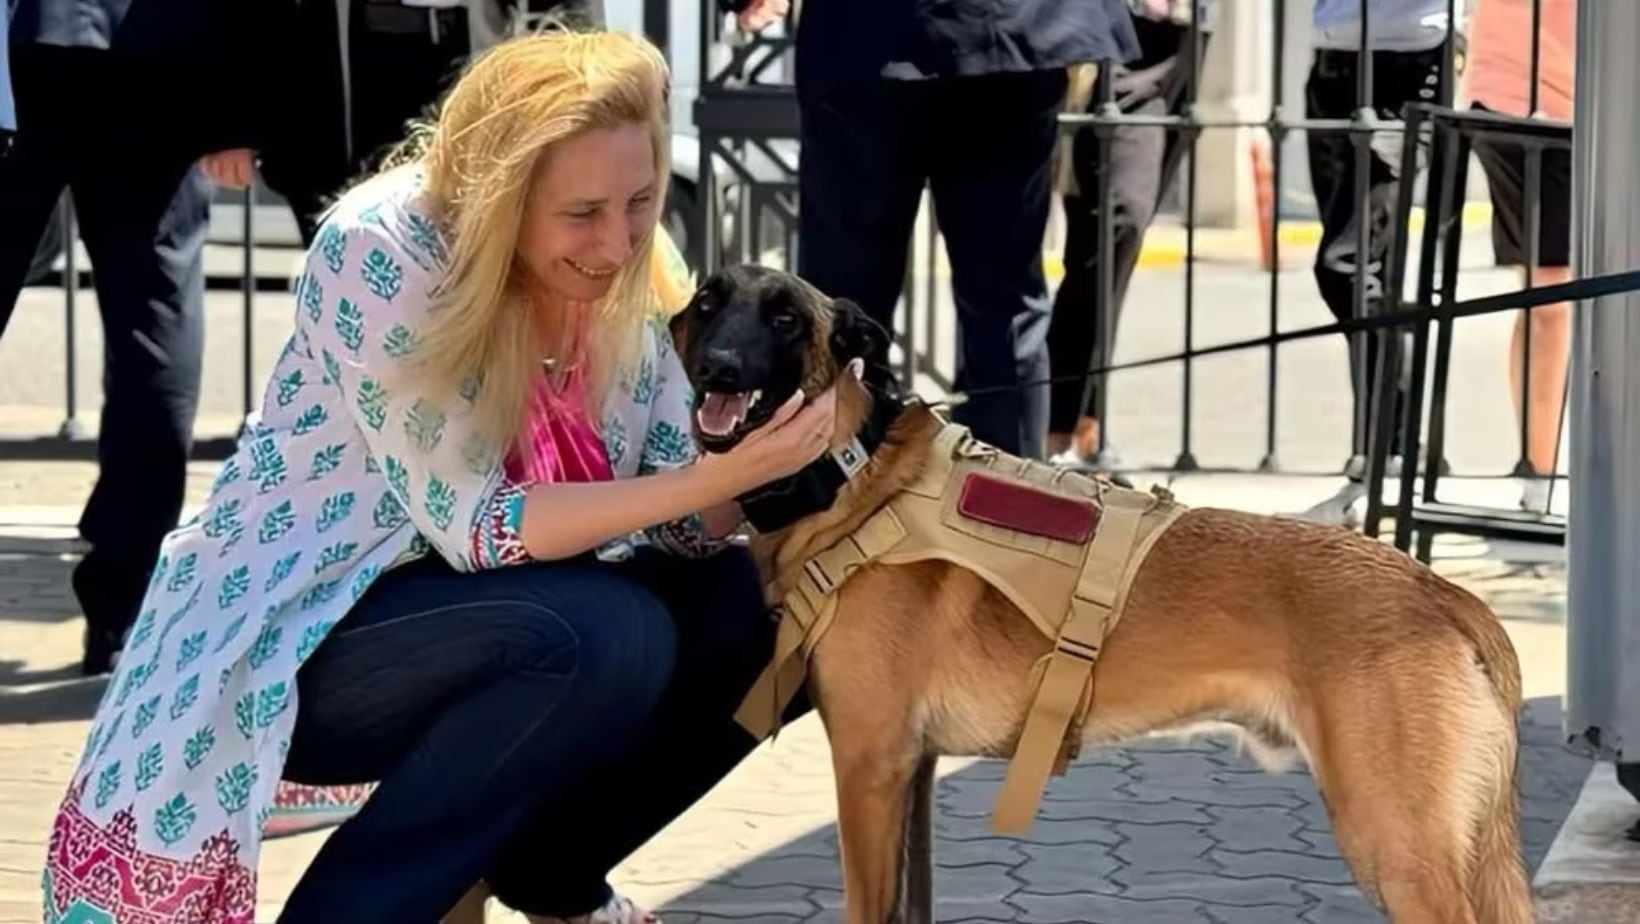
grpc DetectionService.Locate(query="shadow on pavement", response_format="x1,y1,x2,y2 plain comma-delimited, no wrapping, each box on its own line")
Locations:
650,696,1589,923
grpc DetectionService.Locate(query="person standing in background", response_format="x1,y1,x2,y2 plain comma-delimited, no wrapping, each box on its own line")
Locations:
1045,0,1215,473
729,0,1141,461
224,0,606,246
1,0,274,674
1464,0,1576,512
1297,0,1460,527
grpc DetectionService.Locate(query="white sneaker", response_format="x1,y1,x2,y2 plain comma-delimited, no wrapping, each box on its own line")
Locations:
1519,478,1553,514
1295,480,1368,529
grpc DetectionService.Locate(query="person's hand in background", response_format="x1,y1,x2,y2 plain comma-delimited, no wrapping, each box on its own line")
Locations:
736,0,789,33
199,148,258,189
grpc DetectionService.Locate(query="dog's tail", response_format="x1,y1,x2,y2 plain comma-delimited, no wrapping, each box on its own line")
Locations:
1446,591,1533,923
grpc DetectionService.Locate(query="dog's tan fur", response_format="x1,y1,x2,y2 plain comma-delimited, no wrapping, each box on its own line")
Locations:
748,299,1533,924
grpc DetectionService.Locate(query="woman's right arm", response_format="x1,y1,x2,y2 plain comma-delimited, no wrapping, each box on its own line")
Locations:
518,388,836,561
300,205,835,569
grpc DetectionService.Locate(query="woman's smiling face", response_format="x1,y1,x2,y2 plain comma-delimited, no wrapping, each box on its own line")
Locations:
518,121,659,303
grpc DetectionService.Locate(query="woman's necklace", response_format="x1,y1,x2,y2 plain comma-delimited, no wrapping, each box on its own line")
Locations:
538,300,586,393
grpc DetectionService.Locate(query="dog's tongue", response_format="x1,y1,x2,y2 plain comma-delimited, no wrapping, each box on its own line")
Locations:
697,391,753,437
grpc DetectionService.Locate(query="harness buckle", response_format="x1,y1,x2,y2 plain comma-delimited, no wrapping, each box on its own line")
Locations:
1054,634,1101,663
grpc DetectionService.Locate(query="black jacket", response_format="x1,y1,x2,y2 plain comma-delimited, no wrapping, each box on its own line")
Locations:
722,0,1141,91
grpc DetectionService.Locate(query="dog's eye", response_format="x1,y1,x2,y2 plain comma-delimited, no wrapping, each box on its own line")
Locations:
771,313,799,333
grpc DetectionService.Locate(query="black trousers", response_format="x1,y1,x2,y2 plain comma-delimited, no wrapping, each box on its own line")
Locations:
261,1,472,246
797,69,1069,460
1304,45,1444,459
0,45,207,644
1047,18,1202,437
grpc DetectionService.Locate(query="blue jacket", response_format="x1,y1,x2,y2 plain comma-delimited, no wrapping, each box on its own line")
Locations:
723,0,1141,92
1,12,15,132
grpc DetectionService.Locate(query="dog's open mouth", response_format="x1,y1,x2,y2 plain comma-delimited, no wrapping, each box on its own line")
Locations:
696,389,763,438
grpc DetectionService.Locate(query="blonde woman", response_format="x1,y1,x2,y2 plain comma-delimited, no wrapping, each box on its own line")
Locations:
44,31,837,924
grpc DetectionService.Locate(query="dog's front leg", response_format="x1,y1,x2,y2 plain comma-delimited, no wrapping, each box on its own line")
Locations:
833,741,923,924
898,756,936,924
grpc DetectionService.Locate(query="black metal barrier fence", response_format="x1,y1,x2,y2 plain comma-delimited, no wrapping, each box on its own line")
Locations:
4,0,1618,556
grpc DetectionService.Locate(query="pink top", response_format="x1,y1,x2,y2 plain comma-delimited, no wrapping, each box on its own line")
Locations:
505,367,615,485
505,305,614,485
1464,0,1577,122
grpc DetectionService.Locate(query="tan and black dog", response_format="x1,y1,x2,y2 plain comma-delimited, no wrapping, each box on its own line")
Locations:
671,263,1533,924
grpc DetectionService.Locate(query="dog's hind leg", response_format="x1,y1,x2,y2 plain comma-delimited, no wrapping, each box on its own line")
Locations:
1298,642,1528,924
898,756,936,924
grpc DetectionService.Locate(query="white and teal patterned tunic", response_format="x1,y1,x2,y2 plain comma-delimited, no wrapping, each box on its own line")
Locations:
44,166,716,924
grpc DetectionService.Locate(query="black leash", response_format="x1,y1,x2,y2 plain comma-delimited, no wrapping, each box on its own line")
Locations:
946,269,1640,405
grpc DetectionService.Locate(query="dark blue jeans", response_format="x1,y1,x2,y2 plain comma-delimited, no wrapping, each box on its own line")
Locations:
277,545,793,923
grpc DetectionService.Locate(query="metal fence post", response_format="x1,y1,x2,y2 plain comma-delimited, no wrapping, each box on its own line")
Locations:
1565,0,1640,784
57,196,85,440
241,186,256,424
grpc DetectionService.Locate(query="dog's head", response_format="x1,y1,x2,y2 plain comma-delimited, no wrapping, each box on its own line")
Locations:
674,264,891,453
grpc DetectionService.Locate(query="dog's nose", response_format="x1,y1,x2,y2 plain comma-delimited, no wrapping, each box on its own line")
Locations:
698,347,744,387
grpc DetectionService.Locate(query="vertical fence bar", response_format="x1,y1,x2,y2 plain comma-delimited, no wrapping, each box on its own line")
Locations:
1348,0,1374,463
1262,0,1287,471
1363,104,1427,539
58,197,83,440
1415,126,1472,562
241,186,255,421
1394,120,1448,551
924,195,939,384
697,5,718,275
899,223,917,392
1516,141,1544,477
1515,0,1546,478
1441,0,1457,105
1174,0,1204,471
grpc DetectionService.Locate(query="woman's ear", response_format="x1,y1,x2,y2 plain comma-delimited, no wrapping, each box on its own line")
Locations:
827,298,888,368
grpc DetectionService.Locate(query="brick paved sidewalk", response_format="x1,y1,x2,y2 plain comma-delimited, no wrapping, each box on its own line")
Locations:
0,462,1589,923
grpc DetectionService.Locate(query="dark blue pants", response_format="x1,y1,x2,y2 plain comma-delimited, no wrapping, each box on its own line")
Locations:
796,69,1069,460
0,46,207,657
278,546,790,923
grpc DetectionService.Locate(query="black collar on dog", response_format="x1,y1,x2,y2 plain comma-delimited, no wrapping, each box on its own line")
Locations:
735,386,907,535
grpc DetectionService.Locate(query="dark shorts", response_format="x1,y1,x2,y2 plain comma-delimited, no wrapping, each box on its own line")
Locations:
1471,104,1572,268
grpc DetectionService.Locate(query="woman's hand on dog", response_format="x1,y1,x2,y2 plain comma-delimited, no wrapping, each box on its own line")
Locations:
718,386,837,488
703,361,862,493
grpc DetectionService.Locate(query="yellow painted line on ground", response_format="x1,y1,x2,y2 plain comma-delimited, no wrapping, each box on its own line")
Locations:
1041,201,1494,281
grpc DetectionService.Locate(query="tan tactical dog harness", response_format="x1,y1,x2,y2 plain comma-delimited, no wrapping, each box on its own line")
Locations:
734,405,1186,833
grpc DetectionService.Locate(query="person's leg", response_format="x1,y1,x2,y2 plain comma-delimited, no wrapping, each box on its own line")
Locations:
1510,273,1571,480
1048,21,1198,460
482,545,802,917
67,134,209,673
929,69,1068,459
796,79,928,365
1298,47,1436,524
0,45,76,335
1478,132,1574,506
279,555,679,923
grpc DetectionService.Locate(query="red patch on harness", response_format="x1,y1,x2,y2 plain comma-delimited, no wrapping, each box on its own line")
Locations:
956,472,1101,544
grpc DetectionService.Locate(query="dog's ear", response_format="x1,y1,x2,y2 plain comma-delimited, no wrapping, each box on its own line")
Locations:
827,298,887,367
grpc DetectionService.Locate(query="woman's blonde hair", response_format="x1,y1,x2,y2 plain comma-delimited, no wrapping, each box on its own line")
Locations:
385,29,691,456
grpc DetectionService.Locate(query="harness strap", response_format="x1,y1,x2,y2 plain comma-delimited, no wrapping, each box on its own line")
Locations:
733,506,908,739
990,496,1171,833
